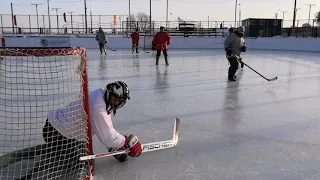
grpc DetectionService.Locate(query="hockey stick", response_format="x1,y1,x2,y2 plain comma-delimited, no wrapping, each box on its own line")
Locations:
233,55,278,82
79,118,180,161
105,45,117,51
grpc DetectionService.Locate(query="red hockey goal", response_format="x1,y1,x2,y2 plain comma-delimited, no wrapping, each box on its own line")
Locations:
0,47,94,180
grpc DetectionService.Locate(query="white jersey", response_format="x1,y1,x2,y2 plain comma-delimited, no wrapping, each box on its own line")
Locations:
47,88,126,149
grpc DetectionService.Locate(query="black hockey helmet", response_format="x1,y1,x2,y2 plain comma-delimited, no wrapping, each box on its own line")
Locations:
104,81,130,114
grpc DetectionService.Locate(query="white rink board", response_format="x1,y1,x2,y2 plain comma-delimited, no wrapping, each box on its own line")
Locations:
2,34,320,52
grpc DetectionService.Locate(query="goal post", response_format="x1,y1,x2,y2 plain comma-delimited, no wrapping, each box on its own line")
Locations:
0,47,94,180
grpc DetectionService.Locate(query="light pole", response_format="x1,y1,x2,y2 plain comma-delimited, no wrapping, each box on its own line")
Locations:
47,0,51,33
166,0,169,28
281,11,288,20
67,12,74,32
280,11,287,28
150,0,152,35
129,0,131,32
275,9,280,19
305,4,316,25
84,0,88,33
234,0,238,27
11,3,15,33
238,3,241,26
31,3,42,30
52,8,61,33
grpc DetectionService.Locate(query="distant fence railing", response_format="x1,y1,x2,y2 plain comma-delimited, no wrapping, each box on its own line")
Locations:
0,14,319,38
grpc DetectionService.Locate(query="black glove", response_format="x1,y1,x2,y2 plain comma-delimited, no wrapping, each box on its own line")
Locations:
152,43,156,50
108,147,128,162
225,47,232,56
240,46,246,52
167,42,170,45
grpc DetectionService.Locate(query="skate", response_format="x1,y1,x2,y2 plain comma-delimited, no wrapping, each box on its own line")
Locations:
228,75,237,82
165,56,169,66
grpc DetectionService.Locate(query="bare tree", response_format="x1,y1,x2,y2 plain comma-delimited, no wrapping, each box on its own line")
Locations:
135,12,150,32
316,11,320,26
127,15,137,31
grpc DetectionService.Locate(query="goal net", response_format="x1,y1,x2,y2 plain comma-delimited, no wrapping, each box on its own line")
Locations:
0,47,93,180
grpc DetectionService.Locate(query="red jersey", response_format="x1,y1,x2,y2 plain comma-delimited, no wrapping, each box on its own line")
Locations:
130,32,140,44
152,31,172,50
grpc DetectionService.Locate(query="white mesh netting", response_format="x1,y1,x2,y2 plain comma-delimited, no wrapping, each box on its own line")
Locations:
0,47,93,180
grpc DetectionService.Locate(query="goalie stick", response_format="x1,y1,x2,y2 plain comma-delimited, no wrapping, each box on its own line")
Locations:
79,118,180,161
233,55,278,82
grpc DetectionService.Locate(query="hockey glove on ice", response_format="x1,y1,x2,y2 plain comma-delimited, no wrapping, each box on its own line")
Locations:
225,47,232,56
124,134,142,157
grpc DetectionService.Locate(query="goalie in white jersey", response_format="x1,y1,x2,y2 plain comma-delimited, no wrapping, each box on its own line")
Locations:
14,81,142,180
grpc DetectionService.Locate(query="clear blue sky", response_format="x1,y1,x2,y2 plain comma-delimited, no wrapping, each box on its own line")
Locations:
0,0,319,28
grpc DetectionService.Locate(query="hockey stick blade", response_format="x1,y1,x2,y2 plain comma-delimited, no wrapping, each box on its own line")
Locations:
79,118,180,161
268,77,278,81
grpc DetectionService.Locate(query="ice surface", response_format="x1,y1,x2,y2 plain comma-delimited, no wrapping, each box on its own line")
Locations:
1,48,320,180
88,49,320,180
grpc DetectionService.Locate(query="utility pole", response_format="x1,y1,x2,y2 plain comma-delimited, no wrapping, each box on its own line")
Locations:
234,0,238,27
52,8,61,33
292,0,297,28
305,4,316,25
166,0,169,28
47,0,51,33
11,3,14,33
67,12,74,32
31,3,42,30
84,0,88,33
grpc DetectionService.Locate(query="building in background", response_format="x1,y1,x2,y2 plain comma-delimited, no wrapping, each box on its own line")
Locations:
241,18,282,37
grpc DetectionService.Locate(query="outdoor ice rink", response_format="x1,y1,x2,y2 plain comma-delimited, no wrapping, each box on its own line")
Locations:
87,49,320,180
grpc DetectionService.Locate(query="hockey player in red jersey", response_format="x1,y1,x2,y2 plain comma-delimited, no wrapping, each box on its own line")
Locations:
152,26,172,65
130,28,140,53
4,81,142,180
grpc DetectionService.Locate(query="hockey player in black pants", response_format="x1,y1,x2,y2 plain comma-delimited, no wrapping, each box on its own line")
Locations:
224,26,247,81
